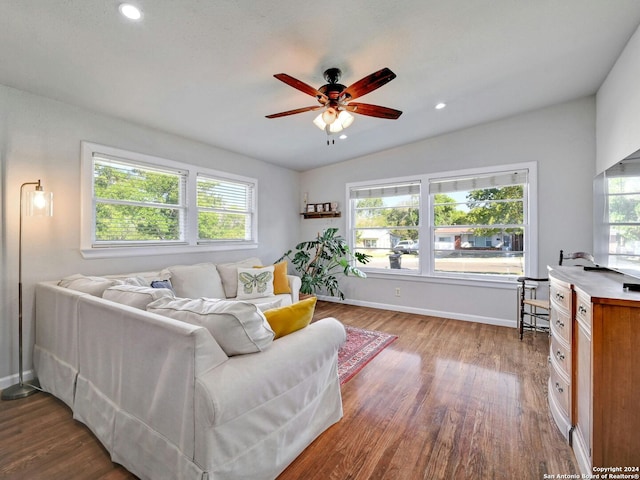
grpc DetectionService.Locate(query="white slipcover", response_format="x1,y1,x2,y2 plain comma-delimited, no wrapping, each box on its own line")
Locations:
34,280,345,480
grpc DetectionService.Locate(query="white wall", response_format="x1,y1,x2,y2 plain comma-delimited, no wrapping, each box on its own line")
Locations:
597,24,640,173
300,98,596,325
0,84,300,384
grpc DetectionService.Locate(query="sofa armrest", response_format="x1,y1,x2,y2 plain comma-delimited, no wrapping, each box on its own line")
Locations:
74,295,228,465
287,274,301,303
195,316,345,426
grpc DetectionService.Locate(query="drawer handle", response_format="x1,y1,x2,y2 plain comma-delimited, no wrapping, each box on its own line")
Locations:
555,319,565,328
555,382,564,394
555,350,565,361
578,305,587,315
555,292,565,300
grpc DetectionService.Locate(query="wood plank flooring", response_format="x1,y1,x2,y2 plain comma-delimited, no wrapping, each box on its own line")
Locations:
0,302,578,479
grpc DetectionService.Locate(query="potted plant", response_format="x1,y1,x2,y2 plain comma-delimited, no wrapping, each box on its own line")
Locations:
278,228,372,300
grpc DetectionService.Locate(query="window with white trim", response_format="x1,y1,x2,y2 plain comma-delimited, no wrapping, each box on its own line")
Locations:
197,174,254,242
81,142,257,258
93,156,187,244
347,162,536,281
349,180,421,272
429,168,528,277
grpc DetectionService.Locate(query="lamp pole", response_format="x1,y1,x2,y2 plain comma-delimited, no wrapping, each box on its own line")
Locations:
2,180,50,400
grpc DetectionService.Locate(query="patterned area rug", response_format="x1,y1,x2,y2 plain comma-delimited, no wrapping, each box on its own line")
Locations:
338,326,398,385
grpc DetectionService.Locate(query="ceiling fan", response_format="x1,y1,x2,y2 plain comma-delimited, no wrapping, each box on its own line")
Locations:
266,67,402,138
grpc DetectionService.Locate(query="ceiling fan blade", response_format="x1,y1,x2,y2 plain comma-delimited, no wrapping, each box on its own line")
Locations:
273,73,328,103
266,105,324,119
345,102,402,119
341,67,397,101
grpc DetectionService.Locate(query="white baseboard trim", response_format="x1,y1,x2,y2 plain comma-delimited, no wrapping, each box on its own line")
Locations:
316,295,516,329
0,370,36,390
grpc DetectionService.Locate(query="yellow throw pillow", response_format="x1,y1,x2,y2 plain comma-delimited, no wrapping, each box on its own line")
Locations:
263,296,317,339
254,261,291,295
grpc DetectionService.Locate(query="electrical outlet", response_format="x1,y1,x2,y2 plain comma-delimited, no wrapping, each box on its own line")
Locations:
395,288,401,297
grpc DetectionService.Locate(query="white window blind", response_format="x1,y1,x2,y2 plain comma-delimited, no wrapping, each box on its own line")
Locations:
350,181,421,199
429,170,528,194
81,142,258,257
93,154,187,244
197,174,255,242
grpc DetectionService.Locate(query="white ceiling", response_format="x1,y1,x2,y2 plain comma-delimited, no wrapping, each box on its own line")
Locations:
1,1,640,171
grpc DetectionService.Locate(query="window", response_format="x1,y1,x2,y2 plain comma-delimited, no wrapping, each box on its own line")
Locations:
349,179,421,272
197,174,254,242
430,168,528,278
93,156,187,244
81,142,257,258
599,160,640,267
347,162,536,282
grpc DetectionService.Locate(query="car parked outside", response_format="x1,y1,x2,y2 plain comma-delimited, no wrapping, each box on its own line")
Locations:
408,241,419,255
392,240,414,254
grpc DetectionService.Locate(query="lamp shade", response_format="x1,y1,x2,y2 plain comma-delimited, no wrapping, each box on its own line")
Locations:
313,110,354,134
24,188,53,217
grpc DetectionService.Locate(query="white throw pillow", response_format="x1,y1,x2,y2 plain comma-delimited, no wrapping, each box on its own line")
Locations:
146,297,274,356
254,298,283,312
123,276,150,287
216,257,263,298
58,274,122,297
103,284,175,310
236,265,275,300
166,263,226,299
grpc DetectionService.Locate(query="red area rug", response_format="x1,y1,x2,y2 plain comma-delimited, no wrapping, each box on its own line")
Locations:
338,326,398,385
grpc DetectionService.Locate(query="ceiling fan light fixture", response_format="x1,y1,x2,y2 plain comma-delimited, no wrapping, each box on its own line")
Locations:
337,110,354,129
321,107,338,125
313,110,354,133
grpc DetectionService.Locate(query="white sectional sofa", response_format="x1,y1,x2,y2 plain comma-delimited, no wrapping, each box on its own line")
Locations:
33,258,346,480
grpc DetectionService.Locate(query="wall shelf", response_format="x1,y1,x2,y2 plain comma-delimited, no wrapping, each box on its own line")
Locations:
300,211,341,219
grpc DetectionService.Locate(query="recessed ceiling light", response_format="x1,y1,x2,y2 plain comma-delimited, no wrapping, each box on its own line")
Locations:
435,102,447,110
339,134,348,140
119,3,142,20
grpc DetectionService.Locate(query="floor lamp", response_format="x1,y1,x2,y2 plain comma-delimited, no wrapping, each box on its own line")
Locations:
2,180,53,401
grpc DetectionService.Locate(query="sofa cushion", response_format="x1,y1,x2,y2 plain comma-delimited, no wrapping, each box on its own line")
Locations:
254,298,283,312
236,265,275,300
105,270,171,284
263,297,317,339
58,274,122,297
123,276,150,287
146,297,274,356
216,257,262,298
255,261,291,295
103,284,175,310
165,263,225,299
150,279,174,292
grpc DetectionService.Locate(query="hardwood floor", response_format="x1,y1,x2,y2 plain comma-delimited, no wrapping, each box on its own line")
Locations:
0,302,578,479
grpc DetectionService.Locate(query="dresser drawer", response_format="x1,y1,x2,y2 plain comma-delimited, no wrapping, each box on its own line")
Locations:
550,334,571,378
550,307,571,345
549,360,571,418
550,281,571,312
575,291,592,331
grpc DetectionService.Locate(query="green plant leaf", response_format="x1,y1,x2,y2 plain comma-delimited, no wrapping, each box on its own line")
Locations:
279,227,371,300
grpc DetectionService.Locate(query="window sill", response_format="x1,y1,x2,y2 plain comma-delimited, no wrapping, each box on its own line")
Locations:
80,242,258,259
363,270,518,289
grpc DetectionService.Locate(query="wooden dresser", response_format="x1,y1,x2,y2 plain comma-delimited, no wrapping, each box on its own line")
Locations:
548,273,573,441
547,266,640,474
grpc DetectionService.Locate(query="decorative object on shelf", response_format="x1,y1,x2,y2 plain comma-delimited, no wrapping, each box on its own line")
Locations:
2,179,53,401
301,202,341,218
277,227,371,300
